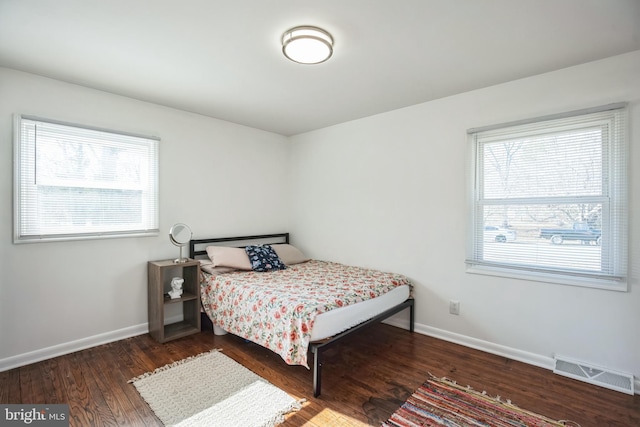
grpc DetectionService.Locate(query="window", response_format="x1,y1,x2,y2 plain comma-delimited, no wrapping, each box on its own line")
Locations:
467,104,627,290
14,116,159,243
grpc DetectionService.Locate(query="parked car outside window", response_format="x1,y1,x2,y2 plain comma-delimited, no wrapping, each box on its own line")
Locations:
484,226,516,243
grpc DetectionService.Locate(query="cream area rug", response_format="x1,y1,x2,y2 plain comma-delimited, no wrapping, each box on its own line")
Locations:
129,349,302,427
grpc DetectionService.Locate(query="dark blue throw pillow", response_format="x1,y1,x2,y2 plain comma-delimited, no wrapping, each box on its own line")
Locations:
245,245,287,272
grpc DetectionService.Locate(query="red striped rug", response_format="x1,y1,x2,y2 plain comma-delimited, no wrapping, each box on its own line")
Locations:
382,376,580,427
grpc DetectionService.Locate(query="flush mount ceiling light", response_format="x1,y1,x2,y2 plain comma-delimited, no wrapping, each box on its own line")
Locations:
282,26,333,64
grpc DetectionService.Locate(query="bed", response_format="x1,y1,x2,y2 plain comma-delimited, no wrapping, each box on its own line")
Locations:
189,233,414,397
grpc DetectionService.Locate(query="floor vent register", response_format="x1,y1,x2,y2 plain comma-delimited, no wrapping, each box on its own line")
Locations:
554,355,634,395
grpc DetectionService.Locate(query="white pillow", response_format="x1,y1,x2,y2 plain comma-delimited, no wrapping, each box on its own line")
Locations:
272,244,310,265
205,246,252,270
201,264,237,275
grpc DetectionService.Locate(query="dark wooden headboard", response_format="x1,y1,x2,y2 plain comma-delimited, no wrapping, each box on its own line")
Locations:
189,233,290,259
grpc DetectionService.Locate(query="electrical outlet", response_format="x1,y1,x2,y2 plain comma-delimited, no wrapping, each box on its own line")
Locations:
449,300,460,315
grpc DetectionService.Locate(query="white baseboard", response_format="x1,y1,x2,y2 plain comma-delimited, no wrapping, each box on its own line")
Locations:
385,316,639,395
416,323,555,370
384,316,550,370
0,323,149,372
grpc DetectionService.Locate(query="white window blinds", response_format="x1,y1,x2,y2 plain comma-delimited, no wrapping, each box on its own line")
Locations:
467,104,627,290
14,116,159,243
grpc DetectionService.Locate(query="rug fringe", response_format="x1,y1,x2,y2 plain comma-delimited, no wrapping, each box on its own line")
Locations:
263,399,305,427
425,373,581,427
127,348,223,383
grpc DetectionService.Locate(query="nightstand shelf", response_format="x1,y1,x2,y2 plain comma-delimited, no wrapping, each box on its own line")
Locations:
163,291,198,304
162,320,200,340
148,259,201,343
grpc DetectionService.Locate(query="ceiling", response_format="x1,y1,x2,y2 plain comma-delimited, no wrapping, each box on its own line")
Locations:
1,1,639,136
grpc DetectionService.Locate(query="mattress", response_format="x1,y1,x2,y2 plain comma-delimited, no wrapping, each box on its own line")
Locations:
309,284,410,341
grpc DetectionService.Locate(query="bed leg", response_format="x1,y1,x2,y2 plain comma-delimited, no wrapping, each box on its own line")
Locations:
312,347,322,398
409,299,415,333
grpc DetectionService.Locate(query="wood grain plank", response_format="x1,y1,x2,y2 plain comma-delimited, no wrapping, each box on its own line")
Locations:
56,352,116,427
38,358,68,405
0,369,21,403
82,342,155,426
18,362,46,404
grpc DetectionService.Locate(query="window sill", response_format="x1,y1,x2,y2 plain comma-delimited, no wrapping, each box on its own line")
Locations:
466,265,628,292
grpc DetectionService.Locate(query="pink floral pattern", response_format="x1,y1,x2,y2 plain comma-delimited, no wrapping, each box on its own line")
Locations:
200,260,412,368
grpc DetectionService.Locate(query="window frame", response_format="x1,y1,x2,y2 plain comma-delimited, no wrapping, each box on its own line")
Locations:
466,104,628,291
13,115,160,243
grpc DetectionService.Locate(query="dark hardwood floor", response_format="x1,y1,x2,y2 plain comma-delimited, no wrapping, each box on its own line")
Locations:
1,324,638,426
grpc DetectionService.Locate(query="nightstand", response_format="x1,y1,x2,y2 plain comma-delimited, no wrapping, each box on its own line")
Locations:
147,259,201,343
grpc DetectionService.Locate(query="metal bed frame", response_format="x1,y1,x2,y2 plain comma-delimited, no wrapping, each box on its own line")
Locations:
189,232,415,397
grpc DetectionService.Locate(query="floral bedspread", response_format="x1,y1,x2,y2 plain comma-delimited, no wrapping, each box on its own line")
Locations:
200,260,412,368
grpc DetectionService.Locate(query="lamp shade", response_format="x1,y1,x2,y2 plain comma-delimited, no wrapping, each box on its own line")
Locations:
282,26,333,64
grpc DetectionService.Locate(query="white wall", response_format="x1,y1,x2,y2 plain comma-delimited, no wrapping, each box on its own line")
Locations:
2,51,639,388
0,68,290,369
289,51,640,381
